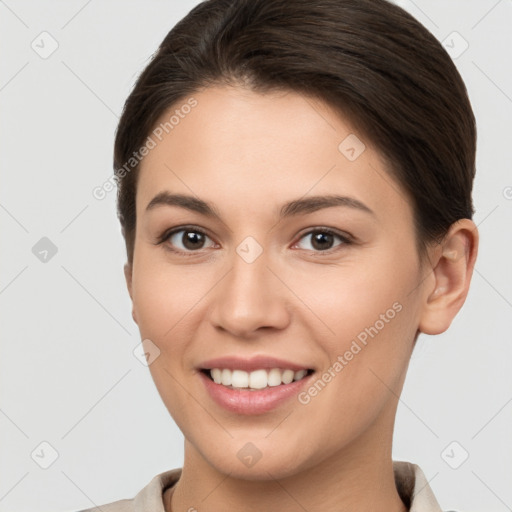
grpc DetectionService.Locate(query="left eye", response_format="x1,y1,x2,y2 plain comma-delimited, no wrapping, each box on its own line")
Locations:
164,228,216,252
294,229,349,252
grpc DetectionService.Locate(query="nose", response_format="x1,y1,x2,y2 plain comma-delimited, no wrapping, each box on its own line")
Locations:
209,247,291,338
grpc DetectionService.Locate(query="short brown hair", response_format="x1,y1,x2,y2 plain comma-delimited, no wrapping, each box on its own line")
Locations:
114,0,476,266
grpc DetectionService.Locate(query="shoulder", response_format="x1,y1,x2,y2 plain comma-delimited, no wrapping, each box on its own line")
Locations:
76,468,182,512
393,460,444,512
75,498,134,512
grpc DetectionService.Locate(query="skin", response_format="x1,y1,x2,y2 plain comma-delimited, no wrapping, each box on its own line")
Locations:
124,85,478,512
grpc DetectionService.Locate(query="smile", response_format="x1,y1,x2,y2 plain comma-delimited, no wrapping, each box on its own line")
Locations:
203,368,314,390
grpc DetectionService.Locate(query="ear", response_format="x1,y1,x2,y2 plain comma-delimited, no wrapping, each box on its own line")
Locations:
124,262,138,325
418,219,479,335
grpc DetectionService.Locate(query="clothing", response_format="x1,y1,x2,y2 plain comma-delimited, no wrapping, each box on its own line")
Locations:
78,460,446,512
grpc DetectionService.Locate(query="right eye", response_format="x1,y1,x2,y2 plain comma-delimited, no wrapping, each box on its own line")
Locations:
157,226,217,255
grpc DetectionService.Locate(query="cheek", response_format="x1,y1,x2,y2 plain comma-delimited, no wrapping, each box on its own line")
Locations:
288,247,421,403
131,252,211,342
291,277,417,453
291,253,417,343
130,255,210,427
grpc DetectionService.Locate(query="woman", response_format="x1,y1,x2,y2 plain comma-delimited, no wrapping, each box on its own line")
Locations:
82,0,478,510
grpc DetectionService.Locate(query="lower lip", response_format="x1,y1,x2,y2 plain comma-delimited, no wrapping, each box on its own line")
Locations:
198,371,314,415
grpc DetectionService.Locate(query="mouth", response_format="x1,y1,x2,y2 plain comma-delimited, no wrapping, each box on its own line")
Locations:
199,367,315,391
198,366,316,415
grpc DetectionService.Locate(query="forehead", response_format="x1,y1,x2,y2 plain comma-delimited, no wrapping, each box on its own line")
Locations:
136,85,412,224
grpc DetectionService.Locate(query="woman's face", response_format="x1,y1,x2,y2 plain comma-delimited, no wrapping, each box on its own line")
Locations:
126,85,430,479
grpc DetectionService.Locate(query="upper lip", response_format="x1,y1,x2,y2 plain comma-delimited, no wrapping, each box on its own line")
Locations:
199,355,313,372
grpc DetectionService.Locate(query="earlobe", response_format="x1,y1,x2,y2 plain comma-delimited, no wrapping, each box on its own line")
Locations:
418,219,479,335
124,262,138,325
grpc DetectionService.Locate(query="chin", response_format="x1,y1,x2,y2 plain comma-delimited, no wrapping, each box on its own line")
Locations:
202,442,314,482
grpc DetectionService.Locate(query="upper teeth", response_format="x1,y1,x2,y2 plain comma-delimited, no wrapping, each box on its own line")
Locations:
209,368,309,389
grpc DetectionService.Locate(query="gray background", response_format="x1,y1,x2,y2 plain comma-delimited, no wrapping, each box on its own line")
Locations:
1,0,511,511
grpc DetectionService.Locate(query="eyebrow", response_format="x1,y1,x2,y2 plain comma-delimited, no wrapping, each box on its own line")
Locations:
145,192,375,219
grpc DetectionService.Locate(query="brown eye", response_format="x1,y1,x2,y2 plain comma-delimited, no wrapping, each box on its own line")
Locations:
295,229,350,252
163,228,216,253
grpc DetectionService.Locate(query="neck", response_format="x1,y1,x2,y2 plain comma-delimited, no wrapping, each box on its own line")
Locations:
167,410,407,512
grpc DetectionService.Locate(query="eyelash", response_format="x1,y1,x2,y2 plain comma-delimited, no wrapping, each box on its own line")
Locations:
155,225,353,257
